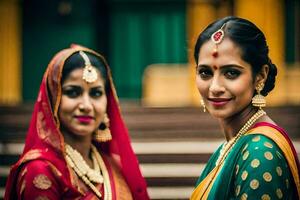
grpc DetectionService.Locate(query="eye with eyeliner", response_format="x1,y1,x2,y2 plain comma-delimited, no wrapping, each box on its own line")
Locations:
90,87,104,98
223,68,241,79
62,86,82,98
197,65,213,79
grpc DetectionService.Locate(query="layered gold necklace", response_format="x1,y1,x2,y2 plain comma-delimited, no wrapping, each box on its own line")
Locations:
65,144,112,200
215,109,266,166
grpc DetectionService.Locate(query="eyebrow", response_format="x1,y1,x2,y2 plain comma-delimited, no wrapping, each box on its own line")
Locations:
197,64,244,69
62,85,104,89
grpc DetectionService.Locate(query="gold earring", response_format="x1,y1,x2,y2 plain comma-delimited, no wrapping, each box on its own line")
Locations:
200,99,206,112
252,83,266,109
94,113,112,142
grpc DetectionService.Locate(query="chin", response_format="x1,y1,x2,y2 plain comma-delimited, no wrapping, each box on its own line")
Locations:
208,109,233,119
70,128,94,137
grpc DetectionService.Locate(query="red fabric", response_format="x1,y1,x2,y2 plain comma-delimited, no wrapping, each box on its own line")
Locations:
5,45,149,199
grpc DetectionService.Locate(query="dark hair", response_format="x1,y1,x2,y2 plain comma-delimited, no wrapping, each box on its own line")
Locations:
62,51,109,92
194,16,277,96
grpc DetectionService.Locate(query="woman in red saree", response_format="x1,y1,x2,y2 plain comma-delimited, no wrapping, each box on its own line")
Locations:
5,45,149,200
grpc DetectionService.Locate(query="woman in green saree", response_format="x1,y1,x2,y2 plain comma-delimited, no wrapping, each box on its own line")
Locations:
190,16,300,200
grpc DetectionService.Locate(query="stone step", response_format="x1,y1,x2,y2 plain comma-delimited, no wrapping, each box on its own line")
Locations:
1,104,300,142
1,141,300,200
1,103,300,199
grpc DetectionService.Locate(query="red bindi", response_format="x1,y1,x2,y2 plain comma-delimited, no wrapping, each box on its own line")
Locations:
212,49,218,57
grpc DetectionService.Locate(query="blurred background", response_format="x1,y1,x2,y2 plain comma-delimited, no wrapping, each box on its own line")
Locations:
0,0,299,199
0,0,299,106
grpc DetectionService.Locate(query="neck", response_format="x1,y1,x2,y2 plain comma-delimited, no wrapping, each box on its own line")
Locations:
219,105,258,141
62,131,92,161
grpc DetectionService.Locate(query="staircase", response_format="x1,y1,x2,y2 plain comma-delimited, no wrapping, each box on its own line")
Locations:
1,103,300,200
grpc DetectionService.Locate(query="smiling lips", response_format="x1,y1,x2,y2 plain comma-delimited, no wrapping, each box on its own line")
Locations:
208,98,232,107
75,116,94,123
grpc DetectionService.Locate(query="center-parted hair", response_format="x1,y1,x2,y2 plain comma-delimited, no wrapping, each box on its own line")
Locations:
62,51,109,92
194,16,277,96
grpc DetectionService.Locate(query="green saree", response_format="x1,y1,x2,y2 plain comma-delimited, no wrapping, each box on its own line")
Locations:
190,122,300,200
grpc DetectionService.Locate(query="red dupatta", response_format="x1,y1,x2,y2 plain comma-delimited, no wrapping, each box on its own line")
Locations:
5,45,149,200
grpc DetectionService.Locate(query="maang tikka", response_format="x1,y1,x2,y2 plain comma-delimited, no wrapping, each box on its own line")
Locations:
211,23,226,57
79,51,98,83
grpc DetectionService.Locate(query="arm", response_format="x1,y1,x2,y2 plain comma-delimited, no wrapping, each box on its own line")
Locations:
16,160,61,200
233,135,293,200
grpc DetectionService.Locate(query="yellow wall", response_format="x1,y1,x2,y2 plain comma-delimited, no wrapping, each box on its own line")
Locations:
235,0,286,106
0,0,22,105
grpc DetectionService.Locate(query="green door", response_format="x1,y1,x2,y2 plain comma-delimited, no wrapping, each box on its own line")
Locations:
108,0,187,98
22,0,101,101
22,0,187,101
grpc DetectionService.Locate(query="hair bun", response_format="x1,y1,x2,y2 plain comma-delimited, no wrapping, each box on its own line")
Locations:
262,60,277,96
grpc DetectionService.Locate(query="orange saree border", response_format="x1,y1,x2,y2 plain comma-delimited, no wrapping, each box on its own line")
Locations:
190,165,222,200
102,154,133,200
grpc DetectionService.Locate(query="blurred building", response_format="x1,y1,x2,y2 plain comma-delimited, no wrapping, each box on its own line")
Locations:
0,0,299,106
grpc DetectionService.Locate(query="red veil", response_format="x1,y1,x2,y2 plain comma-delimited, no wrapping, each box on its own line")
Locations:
5,45,149,199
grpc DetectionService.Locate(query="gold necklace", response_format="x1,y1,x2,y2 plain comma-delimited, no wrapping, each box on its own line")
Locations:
91,145,112,200
65,144,112,200
65,144,103,183
215,109,266,166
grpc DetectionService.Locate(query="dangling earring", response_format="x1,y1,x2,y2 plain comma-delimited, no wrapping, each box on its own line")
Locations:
200,99,206,112
94,113,112,142
252,82,266,109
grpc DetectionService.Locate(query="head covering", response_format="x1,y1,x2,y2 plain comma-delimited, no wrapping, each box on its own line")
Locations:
5,45,149,199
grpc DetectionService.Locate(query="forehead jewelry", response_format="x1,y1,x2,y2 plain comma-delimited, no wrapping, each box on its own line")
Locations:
211,23,226,57
79,51,98,83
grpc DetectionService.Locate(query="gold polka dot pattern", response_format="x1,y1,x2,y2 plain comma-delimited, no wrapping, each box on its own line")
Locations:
241,170,248,181
263,172,272,182
251,159,260,168
276,188,283,199
252,136,261,142
263,142,273,149
240,193,248,200
235,185,241,196
276,166,283,176
285,179,289,188
261,194,271,200
243,151,249,160
250,179,259,190
264,151,273,160
236,165,240,175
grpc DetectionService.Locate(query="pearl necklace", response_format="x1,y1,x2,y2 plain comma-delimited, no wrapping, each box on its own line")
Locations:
215,109,266,166
65,144,103,183
65,144,112,200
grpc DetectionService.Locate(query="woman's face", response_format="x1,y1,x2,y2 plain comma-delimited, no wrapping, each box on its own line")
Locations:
59,68,107,138
196,38,255,119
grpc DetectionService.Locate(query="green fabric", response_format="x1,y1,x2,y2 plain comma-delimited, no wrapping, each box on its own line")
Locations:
195,134,297,200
